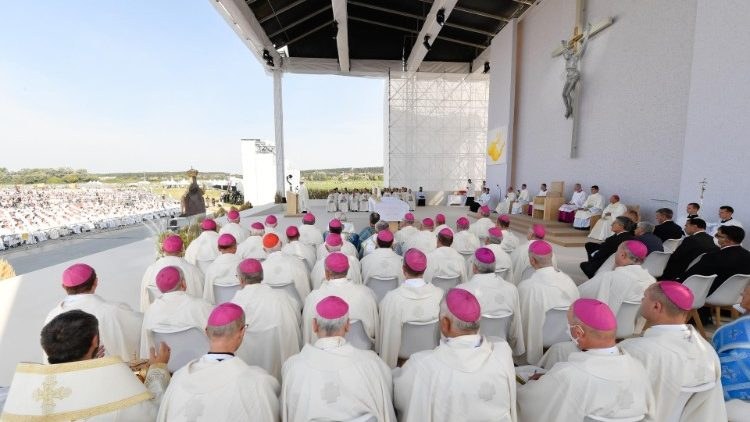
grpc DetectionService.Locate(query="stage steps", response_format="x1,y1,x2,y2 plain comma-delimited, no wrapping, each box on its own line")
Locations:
504,214,590,247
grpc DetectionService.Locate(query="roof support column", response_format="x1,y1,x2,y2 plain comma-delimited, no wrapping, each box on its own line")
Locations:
331,0,350,72
273,70,286,200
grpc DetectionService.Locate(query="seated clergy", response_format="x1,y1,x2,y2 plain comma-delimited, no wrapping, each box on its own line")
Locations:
360,229,404,283
378,249,444,368
310,233,362,289
470,205,495,237
510,224,548,285
580,216,636,279
184,218,220,273
231,259,301,381
2,310,170,421
303,253,378,344
299,213,324,247
573,185,605,230
557,183,587,223
498,215,520,254
261,233,310,305
458,248,524,357
433,213,450,235
633,221,664,254
394,289,517,422
218,210,249,244
518,299,654,421
403,218,438,254
318,219,358,259
677,225,750,295
424,228,468,284
511,184,530,214
495,187,517,215
282,296,395,422
202,234,243,304
157,303,280,421
588,195,627,241
281,225,316,271
140,266,212,358
395,212,419,247
653,207,684,241
44,263,142,364
264,214,278,235
660,218,718,280
484,227,514,280
236,222,266,260
359,220,393,258
452,217,480,254
140,234,205,312
577,241,655,315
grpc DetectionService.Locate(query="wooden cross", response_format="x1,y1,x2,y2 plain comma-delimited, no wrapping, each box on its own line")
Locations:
550,0,615,158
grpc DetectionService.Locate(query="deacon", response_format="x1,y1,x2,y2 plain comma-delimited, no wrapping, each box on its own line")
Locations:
157,303,280,421
140,234,204,312
281,225,316,271
184,218,220,273
403,218,438,254
424,228,468,284
236,222,266,260
557,183,587,223
510,224,550,285
588,194,627,241
310,233,362,289
452,216,480,254
573,185,605,230
261,233,310,305
497,215,520,253
298,180,309,213
218,210,249,243
360,229,404,283
202,233,243,303
299,213,324,247
394,289,517,422
378,249,444,368
517,299,654,421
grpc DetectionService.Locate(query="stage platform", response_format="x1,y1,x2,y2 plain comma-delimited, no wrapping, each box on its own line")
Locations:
505,214,590,247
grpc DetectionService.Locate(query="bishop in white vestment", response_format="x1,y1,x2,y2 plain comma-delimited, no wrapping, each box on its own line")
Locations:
394,214,419,247
495,187,517,214
281,225,316,271
424,229,468,284
496,215,520,254
218,210,250,244
573,186,605,229
282,296,396,422
202,234,243,304
360,230,404,283
402,218,437,254
184,218,220,273
471,206,495,236
452,217,480,254
261,233,311,305
311,233,362,289
510,224,549,285
511,185,530,214
589,195,629,240
140,234,204,312
236,222,266,260
558,183,587,214
485,227,514,280
299,213,324,247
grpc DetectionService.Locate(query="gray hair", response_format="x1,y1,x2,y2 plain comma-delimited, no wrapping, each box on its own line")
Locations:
439,298,480,332
314,314,349,336
487,233,503,244
237,268,263,286
618,243,645,264
637,221,655,233
375,221,390,232
473,259,496,274
206,316,246,338
529,251,553,267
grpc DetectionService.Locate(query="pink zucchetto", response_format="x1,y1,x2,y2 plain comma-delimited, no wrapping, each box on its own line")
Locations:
251,222,265,230
207,303,244,327
404,213,415,222
625,240,648,261
156,266,181,293
265,215,277,225
532,224,546,239
456,217,470,229
488,227,503,238
377,230,394,243
436,214,446,224
439,228,453,238
475,247,495,264
227,210,240,221
62,263,95,287
201,219,217,230
529,240,552,256
326,232,343,247
218,233,236,247
658,281,694,311
499,214,510,224
445,288,481,323
162,235,183,253
572,298,617,331
422,218,434,228
316,296,349,319
286,226,299,238
404,248,428,273
302,213,316,224
263,233,280,248
325,252,349,273
329,219,343,230
479,205,490,216
238,258,263,275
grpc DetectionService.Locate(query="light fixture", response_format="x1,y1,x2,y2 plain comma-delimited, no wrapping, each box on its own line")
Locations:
483,61,490,74
423,35,432,51
262,49,274,67
436,8,445,26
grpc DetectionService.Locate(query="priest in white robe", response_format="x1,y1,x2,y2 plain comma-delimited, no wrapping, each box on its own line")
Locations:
558,183,587,223
45,263,142,364
495,187,517,214
394,289,517,422
458,248,524,357
395,213,419,250
516,241,579,364
140,266,212,358
218,209,250,244
573,185,605,229
424,228,469,284
157,303,280,421
470,205,495,237
281,225,316,271
588,194,628,240
498,215,520,254
452,217,480,254
360,229,404,283
299,213,324,247
485,227,514,281
620,282,727,421
236,222,266,260
282,296,396,422
302,253,378,344
403,218,438,254
338,191,350,212
327,191,338,212
378,249,444,367
577,240,655,315
3,310,170,421
140,234,205,312
184,218,220,274
260,233,310,305
298,180,309,213
511,184,530,214
311,233,362,289
202,234,243,304
510,224,549,285
518,298,654,421
231,259,301,381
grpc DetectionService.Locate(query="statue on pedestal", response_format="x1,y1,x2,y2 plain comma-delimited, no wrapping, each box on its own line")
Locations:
181,169,206,217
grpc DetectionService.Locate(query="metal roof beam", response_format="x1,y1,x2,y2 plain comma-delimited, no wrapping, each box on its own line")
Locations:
349,15,486,49
268,5,332,38
331,0,350,72
259,0,307,24
417,0,510,22
284,20,334,46
405,0,458,73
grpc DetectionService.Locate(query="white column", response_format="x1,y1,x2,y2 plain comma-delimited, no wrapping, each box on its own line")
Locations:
273,70,285,199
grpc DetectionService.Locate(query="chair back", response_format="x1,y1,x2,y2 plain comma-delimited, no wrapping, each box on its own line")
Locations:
237,326,282,379
432,275,461,293
481,311,513,341
213,284,241,304
584,415,644,422
615,301,641,339
269,281,303,309
681,274,717,308
595,254,616,276
365,276,400,303
152,326,209,373
495,267,511,281
345,319,374,350
706,274,750,307
642,251,671,278
662,238,682,253
686,253,705,270
398,319,439,359
520,266,535,283
665,381,716,422
542,307,570,348
347,414,377,422
146,286,161,304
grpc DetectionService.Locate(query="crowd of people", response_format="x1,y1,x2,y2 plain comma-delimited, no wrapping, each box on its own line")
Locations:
2,199,749,421
0,186,181,250
327,187,418,213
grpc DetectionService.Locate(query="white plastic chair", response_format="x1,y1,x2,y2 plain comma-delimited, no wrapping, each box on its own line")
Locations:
269,282,302,309
681,274,717,338
662,238,682,253
595,254,616,276
615,301,641,339
686,253,706,270
666,381,716,422
585,415,644,422
432,275,461,293
345,319,374,350
495,267,511,281
642,251,671,278
213,284,241,304
146,286,161,304
398,319,439,360
705,274,750,326
237,326,282,380
365,276,400,303
152,326,209,373
481,311,513,341
542,307,570,348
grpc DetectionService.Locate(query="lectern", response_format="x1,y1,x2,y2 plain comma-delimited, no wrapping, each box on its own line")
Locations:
285,191,300,216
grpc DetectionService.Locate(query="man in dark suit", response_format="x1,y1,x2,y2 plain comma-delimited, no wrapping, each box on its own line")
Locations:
654,208,684,241
660,218,718,281
580,216,636,278
678,225,750,295
634,221,664,254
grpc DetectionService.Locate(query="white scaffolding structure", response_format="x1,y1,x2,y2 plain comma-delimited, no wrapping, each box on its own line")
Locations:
385,72,489,193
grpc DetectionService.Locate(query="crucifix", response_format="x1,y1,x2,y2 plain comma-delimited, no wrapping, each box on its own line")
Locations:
698,178,708,206
551,0,615,158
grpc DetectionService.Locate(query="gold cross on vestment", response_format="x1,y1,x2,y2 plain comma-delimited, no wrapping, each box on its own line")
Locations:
33,375,72,414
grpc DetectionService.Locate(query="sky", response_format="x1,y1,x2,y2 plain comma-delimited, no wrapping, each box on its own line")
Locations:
0,1,384,173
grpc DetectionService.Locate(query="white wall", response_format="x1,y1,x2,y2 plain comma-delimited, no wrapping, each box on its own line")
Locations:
240,139,277,205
